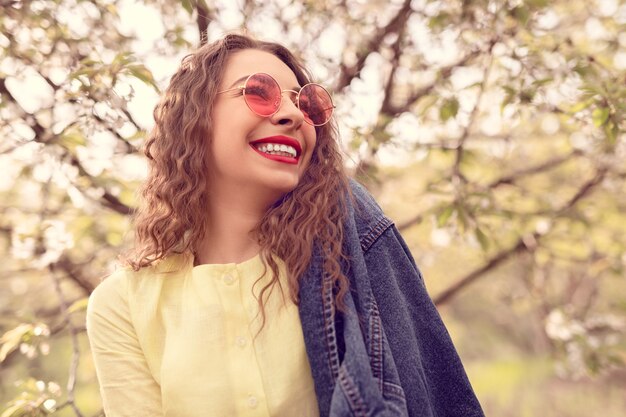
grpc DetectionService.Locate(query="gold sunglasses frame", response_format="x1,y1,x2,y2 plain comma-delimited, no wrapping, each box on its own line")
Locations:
217,72,335,127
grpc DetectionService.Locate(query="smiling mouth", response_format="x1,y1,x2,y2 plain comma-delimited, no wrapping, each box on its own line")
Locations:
254,143,297,158
249,136,302,165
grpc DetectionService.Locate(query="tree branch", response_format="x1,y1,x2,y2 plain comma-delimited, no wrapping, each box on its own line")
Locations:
381,47,485,117
452,51,494,182
488,150,583,188
53,255,96,294
380,21,406,115
335,0,413,90
120,107,144,133
68,154,133,215
396,213,424,232
434,233,538,305
557,168,607,214
2,75,133,215
49,264,85,417
434,167,608,305
90,113,139,154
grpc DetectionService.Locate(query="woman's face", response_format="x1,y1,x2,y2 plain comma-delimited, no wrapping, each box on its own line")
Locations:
209,49,317,202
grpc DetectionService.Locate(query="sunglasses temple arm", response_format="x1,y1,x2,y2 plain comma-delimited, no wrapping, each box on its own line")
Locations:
216,86,244,94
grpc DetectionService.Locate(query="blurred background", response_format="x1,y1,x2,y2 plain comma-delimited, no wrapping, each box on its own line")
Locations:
1,0,625,415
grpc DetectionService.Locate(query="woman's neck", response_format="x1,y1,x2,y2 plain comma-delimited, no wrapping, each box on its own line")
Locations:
194,189,270,265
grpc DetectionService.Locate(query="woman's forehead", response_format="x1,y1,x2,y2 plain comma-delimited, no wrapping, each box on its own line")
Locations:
221,49,300,88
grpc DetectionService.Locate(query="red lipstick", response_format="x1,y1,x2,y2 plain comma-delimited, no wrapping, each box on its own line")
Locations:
249,135,302,165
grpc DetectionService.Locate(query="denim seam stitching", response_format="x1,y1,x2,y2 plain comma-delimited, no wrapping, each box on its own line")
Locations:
382,381,406,401
360,217,393,252
368,296,384,394
338,365,368,417
322,271,340,380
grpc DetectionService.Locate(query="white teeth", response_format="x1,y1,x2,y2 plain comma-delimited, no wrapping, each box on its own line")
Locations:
255,143,297,157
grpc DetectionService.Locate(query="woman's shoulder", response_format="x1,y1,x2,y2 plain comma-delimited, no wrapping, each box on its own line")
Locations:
348,179,387,217
87,254,190,314
87,268,136,317
347,178,394,248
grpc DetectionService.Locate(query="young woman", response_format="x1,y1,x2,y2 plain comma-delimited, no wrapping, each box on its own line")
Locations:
86,34,484,417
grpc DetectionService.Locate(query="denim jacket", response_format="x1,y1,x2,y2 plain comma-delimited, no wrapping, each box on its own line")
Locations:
297,180,485,417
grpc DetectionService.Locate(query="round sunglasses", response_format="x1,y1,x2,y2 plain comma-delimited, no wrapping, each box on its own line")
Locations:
217,72,335,126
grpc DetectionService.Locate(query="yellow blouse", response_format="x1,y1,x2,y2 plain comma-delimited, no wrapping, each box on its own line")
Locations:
86,253,319,417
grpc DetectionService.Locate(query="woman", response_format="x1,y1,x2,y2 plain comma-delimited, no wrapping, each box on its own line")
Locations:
86,34,484,417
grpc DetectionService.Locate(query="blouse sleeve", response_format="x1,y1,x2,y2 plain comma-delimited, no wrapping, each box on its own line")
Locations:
86,271,164,417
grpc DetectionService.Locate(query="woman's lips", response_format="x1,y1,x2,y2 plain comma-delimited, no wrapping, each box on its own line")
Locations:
250,145,298,165
249,136,302,154
249,135,302,165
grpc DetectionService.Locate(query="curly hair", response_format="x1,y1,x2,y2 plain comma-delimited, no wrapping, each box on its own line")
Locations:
125,33,351,332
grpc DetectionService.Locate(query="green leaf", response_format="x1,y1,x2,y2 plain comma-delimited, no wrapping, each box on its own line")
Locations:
581,85,603,98
416,95,439,116
437,205,455,227
532,77,554,87
464,81,484,90
475,227,490,251
112,52,134,67
0,324,33,362
570,99,594,113
67,298,89,314
439,97,459,122
604,120,618,145
69,67,96,79
1,402,27,417
126,64,159,91
527,0,549,8
512,6,530,26
573,63,593,77
502,86,517,96
105,3,119,18
501,86,517,112
371,125,392,145
457,205,470,232
78,58,99,67
428,12,450,30
59,129,86,151
126,130,147,144
181,0,194,15
592,107,610,127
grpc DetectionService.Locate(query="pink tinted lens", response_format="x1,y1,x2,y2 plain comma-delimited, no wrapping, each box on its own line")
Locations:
243,74,281,116
298,84,334,126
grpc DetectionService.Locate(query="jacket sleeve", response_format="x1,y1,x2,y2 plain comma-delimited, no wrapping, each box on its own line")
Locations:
364,224,485,417
86,271,164,417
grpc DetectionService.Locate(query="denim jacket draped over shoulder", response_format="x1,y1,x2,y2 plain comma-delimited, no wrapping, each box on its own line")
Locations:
297,180,485,417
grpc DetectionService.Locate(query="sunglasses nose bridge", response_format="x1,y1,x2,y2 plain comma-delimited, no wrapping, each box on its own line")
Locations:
280,89,300,108
274,89,304,118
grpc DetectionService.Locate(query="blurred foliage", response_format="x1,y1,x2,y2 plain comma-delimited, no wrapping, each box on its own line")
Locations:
1,0,625,415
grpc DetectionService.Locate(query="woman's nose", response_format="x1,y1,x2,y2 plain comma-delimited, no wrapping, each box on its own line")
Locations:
270,91,304,127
